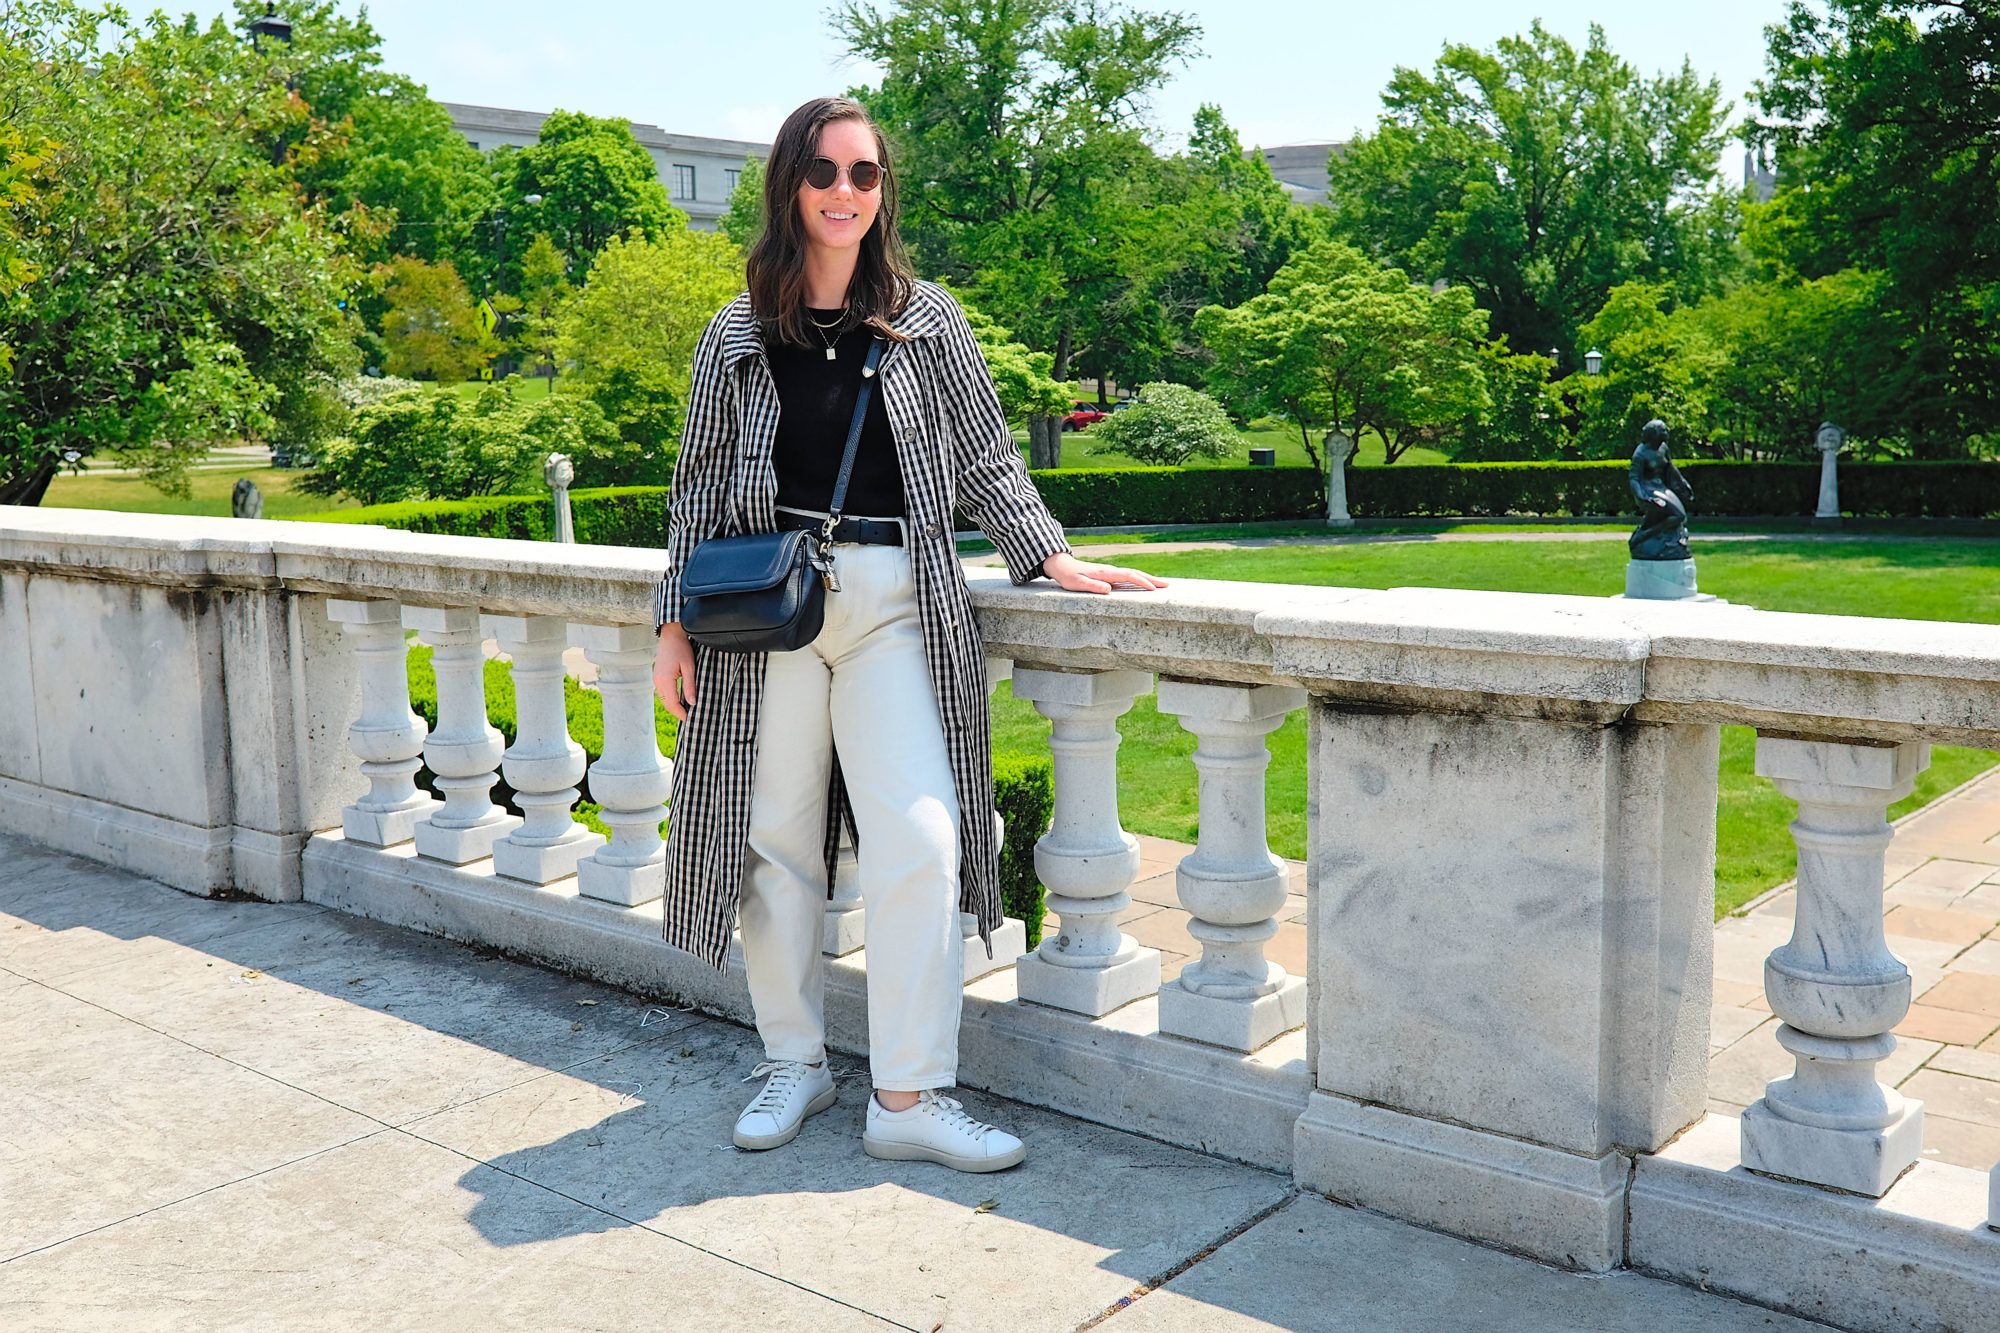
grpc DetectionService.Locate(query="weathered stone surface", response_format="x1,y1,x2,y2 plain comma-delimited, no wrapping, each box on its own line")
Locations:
1293,1091,1627,1272
1308,703,1714,1158
402,1018,1294,1333
1632,1113,2000,1333
1116,1192,1831,1332
0,1131,885,1331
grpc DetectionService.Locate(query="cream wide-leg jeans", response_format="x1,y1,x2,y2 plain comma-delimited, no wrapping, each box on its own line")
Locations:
735,522,964,1092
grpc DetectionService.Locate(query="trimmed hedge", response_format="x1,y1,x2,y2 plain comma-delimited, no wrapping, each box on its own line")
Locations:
326,460,2000,541
407,642,1056,941
1347,460,2000,520
317,486,669,545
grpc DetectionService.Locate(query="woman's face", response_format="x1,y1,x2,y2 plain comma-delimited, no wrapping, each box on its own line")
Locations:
796,118,882,260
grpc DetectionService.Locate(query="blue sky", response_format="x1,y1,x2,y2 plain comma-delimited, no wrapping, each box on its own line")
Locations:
183,1,1788,162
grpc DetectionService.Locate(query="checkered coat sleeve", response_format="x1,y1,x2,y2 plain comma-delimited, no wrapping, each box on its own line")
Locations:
653,282,1072,971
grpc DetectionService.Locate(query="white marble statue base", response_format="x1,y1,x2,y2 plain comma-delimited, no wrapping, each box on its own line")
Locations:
1159,972,1307,1052
343,796,441,849
414,810,520,865
964,916,1027,985
1621,558,1714,601
1014,943,1162,1016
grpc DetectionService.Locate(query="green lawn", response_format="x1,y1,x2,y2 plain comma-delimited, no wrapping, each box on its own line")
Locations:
992,536,2000,918
443,374,555,402
40,464,357,519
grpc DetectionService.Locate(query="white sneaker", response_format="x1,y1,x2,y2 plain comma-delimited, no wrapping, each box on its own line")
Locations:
863,1089,1027,1173
733,1060,836,1150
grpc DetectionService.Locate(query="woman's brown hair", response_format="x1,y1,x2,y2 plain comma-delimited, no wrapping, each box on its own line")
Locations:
746,96,916,347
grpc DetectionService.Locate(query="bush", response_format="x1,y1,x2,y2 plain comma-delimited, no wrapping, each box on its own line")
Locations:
307,386,667,506
994,753,1054,947
1088,383,1239,465
1345,460,2000,519
317,484,670,544
1022,467,1324,527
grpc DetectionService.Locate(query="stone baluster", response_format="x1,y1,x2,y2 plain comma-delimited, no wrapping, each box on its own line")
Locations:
1155,679,1307,1050
571,624,669,906
963,656,1028,983
328,598,439,845
1010,666,1159,1015
403,606,517,863
481,614,603,884
822,826,865,957
1741,736,1930,1196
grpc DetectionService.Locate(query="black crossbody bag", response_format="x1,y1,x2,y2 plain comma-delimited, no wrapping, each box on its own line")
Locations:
677,336,884,653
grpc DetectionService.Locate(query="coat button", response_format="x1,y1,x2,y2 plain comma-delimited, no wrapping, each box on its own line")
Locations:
925,521,940,538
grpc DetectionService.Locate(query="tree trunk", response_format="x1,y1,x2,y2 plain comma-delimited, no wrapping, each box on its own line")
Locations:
1028,325,1075,471
0,459,58,507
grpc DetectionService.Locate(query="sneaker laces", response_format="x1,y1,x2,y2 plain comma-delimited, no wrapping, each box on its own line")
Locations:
743,1060,815,1115
916,1089,993,1140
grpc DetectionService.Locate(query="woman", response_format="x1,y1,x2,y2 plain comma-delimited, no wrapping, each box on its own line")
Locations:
650,96,1164,1173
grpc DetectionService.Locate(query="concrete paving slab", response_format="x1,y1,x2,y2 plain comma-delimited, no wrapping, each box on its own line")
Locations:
0,1130,889,1331
49,908,709,1126
400,1019,1294,1333
1917,1114,2000,1172
0,849,328,985
0,976,377,1260
1899,1068,2000,1127
1104,1193,1830,1332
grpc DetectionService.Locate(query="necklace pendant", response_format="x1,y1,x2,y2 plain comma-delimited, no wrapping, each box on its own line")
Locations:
825,346,837,361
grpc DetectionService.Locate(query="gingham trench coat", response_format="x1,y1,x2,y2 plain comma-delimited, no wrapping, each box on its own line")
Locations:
651,279,1072,971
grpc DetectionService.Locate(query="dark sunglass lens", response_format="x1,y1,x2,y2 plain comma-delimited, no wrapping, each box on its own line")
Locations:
850,160,882,191
805,157,839,189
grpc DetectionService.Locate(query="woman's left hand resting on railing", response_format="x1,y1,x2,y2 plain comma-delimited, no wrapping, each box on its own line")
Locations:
1041,551,1169,594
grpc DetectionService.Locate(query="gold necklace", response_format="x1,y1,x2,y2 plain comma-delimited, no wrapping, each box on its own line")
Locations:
809,307,846,360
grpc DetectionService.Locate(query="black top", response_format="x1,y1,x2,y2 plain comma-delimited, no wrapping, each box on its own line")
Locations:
768,308,905,518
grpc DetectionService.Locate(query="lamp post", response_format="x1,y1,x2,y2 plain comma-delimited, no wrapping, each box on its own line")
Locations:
247,2,292,48
1584,348,1604,377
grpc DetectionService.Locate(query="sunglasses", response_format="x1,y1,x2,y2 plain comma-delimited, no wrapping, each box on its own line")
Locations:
804,156,885,192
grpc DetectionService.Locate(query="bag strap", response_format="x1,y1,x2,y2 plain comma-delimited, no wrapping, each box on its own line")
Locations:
822,336,885,539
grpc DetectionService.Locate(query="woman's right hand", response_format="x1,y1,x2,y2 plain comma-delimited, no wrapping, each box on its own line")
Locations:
653,623,697,720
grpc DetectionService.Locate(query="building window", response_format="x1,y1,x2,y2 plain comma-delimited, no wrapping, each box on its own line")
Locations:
672,164,696,200
725,167,740,192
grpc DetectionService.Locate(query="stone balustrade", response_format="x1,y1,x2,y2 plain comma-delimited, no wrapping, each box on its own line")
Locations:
4,508,2000,1332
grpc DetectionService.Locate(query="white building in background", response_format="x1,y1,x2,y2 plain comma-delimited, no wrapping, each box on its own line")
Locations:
1255,141,1345,207
442,101,768,231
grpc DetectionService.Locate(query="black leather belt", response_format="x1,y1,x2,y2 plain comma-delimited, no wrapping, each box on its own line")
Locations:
775,510,905,546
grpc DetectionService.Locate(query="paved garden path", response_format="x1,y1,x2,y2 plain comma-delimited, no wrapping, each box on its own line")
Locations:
0,832,1824,1331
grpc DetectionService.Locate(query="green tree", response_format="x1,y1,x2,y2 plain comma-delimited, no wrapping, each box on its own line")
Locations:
946,285,1072,423
719,155,765,252
554,227,743,456
1752,1,2000,456
1196,241,1490,484
0,0,355,504
1455,344,1570,462
1088,382,1237,465
378,256,497,382
1574,283,1721,458
512,233,573,376
227,2,496,281
510,110,681,279
1326,21,1736,361
837,0,1201,468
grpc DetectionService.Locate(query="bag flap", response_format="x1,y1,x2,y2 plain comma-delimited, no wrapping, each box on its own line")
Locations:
681,529,811,598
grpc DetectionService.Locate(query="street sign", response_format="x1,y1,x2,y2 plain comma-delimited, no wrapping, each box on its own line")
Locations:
479,366,494,381
478,297,498,336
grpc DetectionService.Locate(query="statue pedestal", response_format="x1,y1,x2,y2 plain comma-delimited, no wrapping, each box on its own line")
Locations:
1620,559,1721,603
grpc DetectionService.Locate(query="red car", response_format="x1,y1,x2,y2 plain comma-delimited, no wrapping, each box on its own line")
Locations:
1061,402,1107,431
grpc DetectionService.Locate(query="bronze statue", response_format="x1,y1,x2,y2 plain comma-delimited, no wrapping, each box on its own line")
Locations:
1627,419,1692,561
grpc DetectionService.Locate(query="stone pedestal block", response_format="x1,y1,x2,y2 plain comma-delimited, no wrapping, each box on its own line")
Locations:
1155,678,1307,1051
1010,665,1160,1016
570,623,668,906
482,614,602,885
1305,702,1717,1267
404,605,518,865
329,598,439,847
1742,736,1930,1197
821,833,865,957
963,911,1027,985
